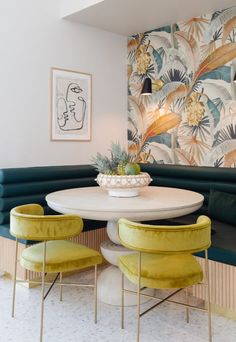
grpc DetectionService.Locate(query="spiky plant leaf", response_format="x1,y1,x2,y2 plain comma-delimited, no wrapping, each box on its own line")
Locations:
92,143,131,175
110,142,129,165
91,153,114,174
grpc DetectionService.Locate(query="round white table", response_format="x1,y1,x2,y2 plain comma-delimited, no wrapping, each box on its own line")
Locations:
46,186,203,305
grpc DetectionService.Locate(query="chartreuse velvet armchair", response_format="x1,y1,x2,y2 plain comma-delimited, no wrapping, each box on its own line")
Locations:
10,204,102,342
118,216,212,342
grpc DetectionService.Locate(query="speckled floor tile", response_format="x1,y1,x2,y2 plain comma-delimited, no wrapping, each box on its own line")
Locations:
0,269,235,342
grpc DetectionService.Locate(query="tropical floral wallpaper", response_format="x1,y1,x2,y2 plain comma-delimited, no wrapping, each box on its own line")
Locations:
128,7,236,167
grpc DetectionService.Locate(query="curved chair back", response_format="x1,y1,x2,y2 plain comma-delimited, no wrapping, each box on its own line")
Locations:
118,216,211,254
10,204,83,241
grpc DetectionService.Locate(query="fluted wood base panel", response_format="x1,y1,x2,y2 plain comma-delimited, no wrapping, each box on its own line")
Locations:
193,257,236,315
0,228,108,281
70,228,108,250
0,237,27,279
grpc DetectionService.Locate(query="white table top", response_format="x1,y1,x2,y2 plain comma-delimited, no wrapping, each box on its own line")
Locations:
46,186,204,221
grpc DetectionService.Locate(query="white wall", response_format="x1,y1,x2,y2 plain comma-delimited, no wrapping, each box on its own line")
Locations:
0,0,127,168
60,0,104,18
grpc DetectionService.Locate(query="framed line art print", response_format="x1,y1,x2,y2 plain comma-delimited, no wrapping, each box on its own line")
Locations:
51,67,92,141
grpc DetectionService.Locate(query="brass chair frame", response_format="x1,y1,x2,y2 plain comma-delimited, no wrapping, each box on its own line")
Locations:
121,249,212,342
12,238,98,342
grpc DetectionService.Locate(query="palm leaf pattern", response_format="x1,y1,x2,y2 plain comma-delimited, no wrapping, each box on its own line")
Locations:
161,69,188,84
214,124,236,146
127,6,236,167
211,11,225,21
179,17,209,41
200,27,222,60
207,7,236,41
214,156,224,167
178,135,210,163
182,116,210,141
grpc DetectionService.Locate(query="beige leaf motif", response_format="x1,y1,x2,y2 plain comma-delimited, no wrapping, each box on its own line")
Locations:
224,149,236,167
222,16,236,45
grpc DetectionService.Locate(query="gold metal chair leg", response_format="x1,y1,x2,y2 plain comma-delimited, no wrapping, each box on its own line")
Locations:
11,238,18,318
40,241,46,342
205,250,212,342
136,252,141,342
94,264,98,324
185,287,189,323
59,272,63,301
121,272,124,329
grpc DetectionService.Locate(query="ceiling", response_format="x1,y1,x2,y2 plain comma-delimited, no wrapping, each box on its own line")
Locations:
61,0,236,36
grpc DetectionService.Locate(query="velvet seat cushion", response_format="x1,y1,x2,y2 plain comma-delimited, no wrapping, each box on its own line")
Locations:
21,240,103,273
119,253,203,289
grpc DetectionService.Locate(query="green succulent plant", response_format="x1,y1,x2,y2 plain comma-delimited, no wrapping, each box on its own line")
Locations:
92,142,140,175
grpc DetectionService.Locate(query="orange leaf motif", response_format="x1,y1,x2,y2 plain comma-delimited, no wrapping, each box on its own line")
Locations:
143,113,181,142
128,143,139,154
194,43,236,81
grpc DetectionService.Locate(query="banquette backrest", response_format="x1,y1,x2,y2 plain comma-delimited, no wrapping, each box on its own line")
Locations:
0,165,105,244
141,163,236,214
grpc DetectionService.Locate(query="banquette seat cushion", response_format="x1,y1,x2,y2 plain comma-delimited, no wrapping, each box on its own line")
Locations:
208,189,236,226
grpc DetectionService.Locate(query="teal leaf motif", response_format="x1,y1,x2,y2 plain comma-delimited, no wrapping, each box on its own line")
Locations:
152,48,163,73
157,47,166,60
211,10,225,22
148,133,172,148
207,99,221,127
212,98,224,113
147,26,171,34
198,66,231,83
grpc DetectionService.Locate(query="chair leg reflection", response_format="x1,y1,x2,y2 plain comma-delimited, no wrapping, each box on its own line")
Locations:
121,272,124,329
59,272,63,302
40,241,46,342
11,238,18,318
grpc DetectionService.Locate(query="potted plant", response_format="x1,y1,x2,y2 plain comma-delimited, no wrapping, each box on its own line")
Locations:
92,142,152,197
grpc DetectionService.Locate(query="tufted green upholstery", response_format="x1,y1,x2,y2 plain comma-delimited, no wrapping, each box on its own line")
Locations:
0,165,105,244
141,164,236,213
1,163,235,266
0,165,97,183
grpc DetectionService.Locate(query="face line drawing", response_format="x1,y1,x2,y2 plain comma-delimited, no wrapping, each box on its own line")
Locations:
56,82,87,132
57,97,69,128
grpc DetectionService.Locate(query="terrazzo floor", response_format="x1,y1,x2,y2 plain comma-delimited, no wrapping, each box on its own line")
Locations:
0,269,235,342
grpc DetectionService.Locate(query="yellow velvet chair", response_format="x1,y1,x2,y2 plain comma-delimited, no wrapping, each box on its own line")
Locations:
10,204,103,342
118,216,212,342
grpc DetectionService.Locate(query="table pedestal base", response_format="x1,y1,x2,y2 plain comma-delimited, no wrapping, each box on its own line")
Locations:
97,265,154,306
